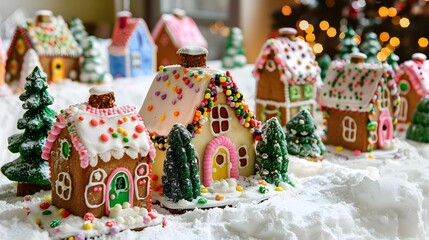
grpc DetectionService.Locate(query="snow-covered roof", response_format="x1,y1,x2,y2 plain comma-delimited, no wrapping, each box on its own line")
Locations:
109,17,156,50
22,15,82,57
395,53,429,97
152,13,207,49
140,65,261,138
253,36,321,85
319,60,395,112
42,103,155,168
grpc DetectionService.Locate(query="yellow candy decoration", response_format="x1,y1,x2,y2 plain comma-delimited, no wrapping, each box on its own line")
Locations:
201,187,208,193
236,185,244,192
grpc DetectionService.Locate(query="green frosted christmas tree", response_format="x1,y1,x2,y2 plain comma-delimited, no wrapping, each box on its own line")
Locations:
162,123,201,202
336,25,359,61
406,96,429,143
387,52,400,72
255,117,293,187
222,27,247,69
80,37,112,83
360,32,381,63
69,17,88,45
318,54,331,81
1,67,55,196
285,109,326,161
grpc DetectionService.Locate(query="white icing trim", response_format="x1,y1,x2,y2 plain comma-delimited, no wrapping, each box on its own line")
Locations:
55,172,72,201
398,97,408,122
412,52,427,61
210,105,232,137
134,162,150,200
342,116,357,143
177,46,208,55
84,169,107,208
237,145,249,169
89,86,113,96
265,59,276,72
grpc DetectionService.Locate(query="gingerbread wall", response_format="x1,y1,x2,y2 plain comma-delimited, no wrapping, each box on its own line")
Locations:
397,75,421,124
50,129,151,218
154,26,180,68
5,34,28,83
39,56,80,82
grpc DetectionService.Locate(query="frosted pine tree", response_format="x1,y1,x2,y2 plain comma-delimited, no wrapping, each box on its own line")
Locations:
336,25,359,61
162,124,201,202
69,17,88,45
222,27,247,68
80,36,112,83
285,109,326,161
255,117,293,186
318,54,331,81
19,49,41,89
1,67,55,195
406,96,429,142
360,32,381,63
387,52,400,72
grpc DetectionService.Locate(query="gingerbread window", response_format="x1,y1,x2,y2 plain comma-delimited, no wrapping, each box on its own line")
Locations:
378,88,390,110
289,85,301,100
132,52,141,68
303,84,313,99
398,97,408,122
342,116,357,142
237,145,249,168
211,105,231,136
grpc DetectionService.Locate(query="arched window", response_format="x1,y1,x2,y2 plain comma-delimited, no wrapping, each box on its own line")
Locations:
378,88,390,110
211,105,231,136
398,97,408,122
237,145,249,169
342,116,357,142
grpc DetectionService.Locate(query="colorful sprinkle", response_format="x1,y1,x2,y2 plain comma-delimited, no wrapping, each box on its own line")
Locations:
215,194,224,201
335,146,344,152
118,127,124,133
83,221,93,230
201,187,208,193
100,134,109,142
112,133,119,138
174,111,180,117
160,114,166,121
40,202,50,209
118,119,124,124
84,212,95,222
50,220,61,228
236,185,244,192
109,127,115,133
78,116,84,121
100,119,106,124
123,137,129,143
274,186,284,191
90,119,98,127
42,210,52,215
197,197,208,204
147,105,153,111
258,186,269,194
133,133,139,139
353,150,362,156
61,210,71,218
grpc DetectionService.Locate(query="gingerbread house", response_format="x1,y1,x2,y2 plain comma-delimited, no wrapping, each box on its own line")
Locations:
6,10,81,85
0,36,11,95
319,53,400,152
152,8,207,67
140,46,262,192
394,53,429,131
42,86,155,218
108,11,157,78
253,28,321,127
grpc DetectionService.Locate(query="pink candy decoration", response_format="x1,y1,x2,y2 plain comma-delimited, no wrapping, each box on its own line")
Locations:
143,215,151,224
353,150,361,156
84,212,95,222
138,168,145,175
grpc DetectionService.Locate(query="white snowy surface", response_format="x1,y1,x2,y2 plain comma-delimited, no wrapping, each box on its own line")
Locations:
1,62,429,239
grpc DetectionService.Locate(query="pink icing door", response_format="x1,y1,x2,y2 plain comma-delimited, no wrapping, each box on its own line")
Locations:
378,110,393,149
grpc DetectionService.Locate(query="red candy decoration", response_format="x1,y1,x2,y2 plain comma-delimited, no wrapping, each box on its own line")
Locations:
109,127,115,133
90,119,98,127
148,212,157,219
133,133,139,139
135,124,145,133
84,212,95,222
152,175,159,181
40,202,50,210
78,116,84,121
100,133,109,142
105,220,116,227
131,115,138,121
176,88,182,94
100,119,106,124
61,210,71,218
118,119,124,125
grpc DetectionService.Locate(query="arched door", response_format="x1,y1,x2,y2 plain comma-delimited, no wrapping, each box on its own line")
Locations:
51,57,65,82
105,168,134,214
378,110,394,149
212,147,229,181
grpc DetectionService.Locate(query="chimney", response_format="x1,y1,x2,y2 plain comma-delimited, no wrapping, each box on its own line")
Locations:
177,46,208,68
117,11,132,29
279,27,297,41
172,8,186,19
412,52,427,64
35,10,53,25
88,86,115,109
350,52,367,64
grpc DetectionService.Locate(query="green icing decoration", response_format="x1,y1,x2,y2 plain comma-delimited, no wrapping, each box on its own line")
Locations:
112,133,118,138
303,84,313,99
399,82,409,92
197,197,208,204
1,67,55,186
61,141,70,159
285,109,326,159
255,118,293,187
42,210,52,215
108,171,130,209
406,96,429,142
289,85,301,100
50,220,61,228
123,137,129,143
162,123,201,203
258,186,269,194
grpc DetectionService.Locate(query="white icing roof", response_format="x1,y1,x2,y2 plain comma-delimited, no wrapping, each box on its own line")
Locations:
89,86,113,95
176,46,208,56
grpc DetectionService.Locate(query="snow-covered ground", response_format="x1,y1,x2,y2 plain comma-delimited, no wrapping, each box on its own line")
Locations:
1,62,429,239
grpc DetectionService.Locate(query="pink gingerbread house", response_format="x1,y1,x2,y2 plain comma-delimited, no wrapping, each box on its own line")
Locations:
152,8,207,67
394,53,429,130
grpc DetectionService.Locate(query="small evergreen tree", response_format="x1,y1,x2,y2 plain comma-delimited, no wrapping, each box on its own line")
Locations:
222,27,247,69
387,52,400,72
255,117,293,186
406,96,429,142
19,49,41,89
69,17,88,45
318,54,331,81
360,32,381,63
336,25,359,61
1,67,55,188
285,109,326,159
80,37,112,83
162,123,200,202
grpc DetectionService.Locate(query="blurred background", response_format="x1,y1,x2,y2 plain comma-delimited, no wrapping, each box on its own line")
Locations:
1,0,429,63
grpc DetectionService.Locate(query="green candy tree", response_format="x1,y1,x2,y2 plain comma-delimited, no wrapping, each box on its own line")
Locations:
406,96,429,142
222,27,247,69
387,52,400,72
285,109,326,160
318,54,331,81
162,123,200,202
255,117,293,186
80,37,111,83
69,17,88,45
1,67,55,195
360,32,381,63
336,25,359,61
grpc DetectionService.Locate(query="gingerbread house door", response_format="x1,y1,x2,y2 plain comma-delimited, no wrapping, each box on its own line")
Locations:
51,58,65,82
203,136,239,187
106,168,134,212
378,110,394,149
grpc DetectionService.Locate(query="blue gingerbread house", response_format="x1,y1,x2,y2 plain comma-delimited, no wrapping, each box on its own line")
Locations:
108,12,157,78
